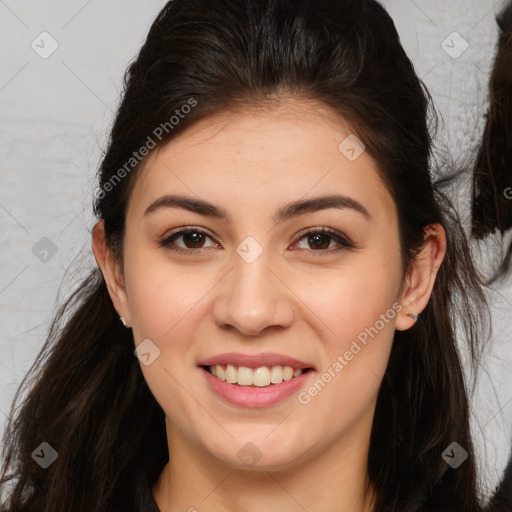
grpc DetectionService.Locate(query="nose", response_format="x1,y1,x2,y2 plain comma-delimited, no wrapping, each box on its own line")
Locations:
212,246,295,336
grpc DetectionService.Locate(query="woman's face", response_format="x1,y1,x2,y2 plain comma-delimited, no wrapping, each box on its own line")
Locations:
115,98,407,470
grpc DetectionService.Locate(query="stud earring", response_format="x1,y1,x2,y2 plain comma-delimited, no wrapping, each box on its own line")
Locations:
408,313,419,323
119,315,129,328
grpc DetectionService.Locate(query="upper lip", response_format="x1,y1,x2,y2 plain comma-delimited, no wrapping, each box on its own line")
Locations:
198,352,315,370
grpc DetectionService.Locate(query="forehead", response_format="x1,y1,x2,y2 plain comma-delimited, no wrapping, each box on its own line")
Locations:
127,98,397,224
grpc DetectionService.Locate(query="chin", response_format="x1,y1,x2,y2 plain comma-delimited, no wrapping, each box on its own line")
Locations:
207,434,310,472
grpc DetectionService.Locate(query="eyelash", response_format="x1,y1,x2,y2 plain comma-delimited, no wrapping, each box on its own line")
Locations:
157,226,355,256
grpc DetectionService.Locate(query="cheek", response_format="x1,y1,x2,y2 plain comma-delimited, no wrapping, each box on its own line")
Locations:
297,294,397,437
292,252,401,408
123,244,214,340
293,255,401,347
123,247,214,424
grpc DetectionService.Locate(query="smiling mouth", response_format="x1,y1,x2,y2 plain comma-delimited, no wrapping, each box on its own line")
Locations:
201,364,314,387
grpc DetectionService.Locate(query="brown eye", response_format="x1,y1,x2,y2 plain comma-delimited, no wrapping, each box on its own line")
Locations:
180,231,207,248
158,226,354,256
158,228,219,254
292,228,355,254
307,232,332,250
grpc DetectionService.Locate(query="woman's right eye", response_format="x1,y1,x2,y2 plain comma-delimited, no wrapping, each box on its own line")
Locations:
158,227,219,254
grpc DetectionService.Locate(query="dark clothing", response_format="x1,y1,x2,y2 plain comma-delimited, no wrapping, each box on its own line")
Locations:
134,473,161,512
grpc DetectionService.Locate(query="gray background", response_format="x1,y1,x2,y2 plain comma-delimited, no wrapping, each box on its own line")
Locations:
0,0,511,504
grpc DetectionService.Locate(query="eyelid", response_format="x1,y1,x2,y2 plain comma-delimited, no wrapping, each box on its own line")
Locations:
158,226,219,252
158,225,355,254
291,226,354,248
160,225,215,240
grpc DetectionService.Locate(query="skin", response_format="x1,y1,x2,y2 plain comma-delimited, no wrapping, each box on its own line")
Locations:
92,97,446,512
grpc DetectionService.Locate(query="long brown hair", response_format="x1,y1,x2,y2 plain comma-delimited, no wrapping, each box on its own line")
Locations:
1,1,490,510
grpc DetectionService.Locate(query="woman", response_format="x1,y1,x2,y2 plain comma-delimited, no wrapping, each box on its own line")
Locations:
0,0,492,510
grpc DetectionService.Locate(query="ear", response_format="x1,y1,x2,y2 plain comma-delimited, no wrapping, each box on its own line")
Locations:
91,220,131,326
395,224,447,331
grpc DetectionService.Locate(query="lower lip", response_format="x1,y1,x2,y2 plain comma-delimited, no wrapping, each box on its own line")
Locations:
200,366,313,408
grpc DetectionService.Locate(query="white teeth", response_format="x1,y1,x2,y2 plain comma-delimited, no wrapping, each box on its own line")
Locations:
270,365,283,384
208,364,306,387
225,364,237,384
252,367,271,387
283,366,294,381
237,366,254,386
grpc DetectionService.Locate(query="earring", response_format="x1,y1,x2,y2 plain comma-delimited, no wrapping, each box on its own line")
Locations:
119,315,129,328
408,313,419,324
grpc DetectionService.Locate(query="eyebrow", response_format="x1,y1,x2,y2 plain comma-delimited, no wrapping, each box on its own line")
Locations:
143,193,372,223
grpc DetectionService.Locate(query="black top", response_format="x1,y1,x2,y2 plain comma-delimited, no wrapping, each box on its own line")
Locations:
133,472,161,512
129,457,512,512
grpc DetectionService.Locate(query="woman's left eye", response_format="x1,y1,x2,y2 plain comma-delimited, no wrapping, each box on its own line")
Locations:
158,227,354,255
292,228,355,254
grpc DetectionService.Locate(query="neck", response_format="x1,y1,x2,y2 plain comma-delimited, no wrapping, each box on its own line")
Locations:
152,420,376,512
